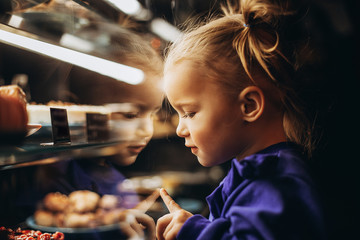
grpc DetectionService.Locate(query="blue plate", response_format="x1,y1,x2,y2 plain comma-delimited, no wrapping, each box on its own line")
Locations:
26,216,120,234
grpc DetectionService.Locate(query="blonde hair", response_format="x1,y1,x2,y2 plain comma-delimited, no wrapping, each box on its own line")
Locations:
165,0,314,155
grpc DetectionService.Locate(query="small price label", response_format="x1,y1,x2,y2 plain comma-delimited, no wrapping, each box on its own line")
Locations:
50,108,71,145
86,113,109,142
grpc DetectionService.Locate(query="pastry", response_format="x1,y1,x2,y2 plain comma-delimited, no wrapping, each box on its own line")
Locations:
33,210,54,227
34,190,124,228
63,212,95,228
43,192,69,212
98,194,119,209
68,190,100,213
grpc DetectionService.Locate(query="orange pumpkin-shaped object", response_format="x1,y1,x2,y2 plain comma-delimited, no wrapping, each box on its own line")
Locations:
0,95,28,132
0,85,28,133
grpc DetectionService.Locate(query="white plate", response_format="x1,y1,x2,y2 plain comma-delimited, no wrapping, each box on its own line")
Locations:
26,124,42,137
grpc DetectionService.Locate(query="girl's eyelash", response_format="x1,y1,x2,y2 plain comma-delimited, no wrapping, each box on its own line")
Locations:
181,112,195,118
122,112,139,119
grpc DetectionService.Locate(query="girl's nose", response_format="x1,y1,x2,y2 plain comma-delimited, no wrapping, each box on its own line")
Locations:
136,118,154,138
176,118,189,137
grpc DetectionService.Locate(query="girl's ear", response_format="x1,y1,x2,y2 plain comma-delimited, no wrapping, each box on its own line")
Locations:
238,86,265,122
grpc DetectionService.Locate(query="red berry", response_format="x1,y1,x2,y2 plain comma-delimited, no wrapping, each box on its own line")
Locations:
52,232,64,240
39,233,51,240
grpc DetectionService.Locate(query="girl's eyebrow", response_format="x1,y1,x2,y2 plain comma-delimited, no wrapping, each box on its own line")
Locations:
173,101,197,108
136,103,162,113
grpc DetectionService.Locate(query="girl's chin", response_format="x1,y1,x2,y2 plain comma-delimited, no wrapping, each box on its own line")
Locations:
123,156,137,166
197,154,227,167
111,155,137,166
197,157,216,167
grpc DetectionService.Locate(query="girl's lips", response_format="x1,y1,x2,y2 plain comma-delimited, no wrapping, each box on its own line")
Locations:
127,145,145,154
185,144,198,154
187,146,198,154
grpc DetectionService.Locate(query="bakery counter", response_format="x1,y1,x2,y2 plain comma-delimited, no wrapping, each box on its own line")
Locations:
0,140,127,170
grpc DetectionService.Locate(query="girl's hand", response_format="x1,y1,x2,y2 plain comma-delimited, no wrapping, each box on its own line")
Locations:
156,188,193,240
117,209,156,240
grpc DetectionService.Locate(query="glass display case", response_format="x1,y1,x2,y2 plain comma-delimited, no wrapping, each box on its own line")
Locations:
0,0,164,169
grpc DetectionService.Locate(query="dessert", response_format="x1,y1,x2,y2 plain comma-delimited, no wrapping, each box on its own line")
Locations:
0,226,64,240
62,212,96,228
0,85,28,133
68,190,100,213
34,210,54,227
98,194,118,209
34,190,160,229
34,190,123,228
43,192,68,212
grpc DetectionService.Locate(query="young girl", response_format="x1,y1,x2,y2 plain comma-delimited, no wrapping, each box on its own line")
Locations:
156,0,326,239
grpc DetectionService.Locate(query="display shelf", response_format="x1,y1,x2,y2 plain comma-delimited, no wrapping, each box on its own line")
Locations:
0,139,125,170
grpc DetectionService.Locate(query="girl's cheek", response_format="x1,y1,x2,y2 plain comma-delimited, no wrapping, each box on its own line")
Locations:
110,119,138,140
136,117,154,138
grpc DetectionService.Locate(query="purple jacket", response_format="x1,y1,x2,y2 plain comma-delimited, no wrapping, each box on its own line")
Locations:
177,142,326,240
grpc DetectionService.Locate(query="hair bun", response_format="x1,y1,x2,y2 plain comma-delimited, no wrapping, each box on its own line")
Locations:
221,0,300,29
243,0,285,28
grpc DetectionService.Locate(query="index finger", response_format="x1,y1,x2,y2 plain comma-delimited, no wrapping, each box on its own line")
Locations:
133,188,160,213
160,188,181,213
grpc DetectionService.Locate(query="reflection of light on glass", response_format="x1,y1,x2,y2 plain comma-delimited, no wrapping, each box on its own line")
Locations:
150,18,183,42
60,33,95,53
119,177,162,192
107,0,141,15
0,29,144,85
8,15,23,28
106,0,151,20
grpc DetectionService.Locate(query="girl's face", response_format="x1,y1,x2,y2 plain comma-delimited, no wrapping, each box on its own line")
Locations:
108,86,163,166
108,103,154,165
164,61,249,167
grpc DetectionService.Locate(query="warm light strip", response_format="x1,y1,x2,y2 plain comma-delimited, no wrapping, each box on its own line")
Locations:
0,29,144,85
150,18,182,42
107,0,141,15
106,0,151,21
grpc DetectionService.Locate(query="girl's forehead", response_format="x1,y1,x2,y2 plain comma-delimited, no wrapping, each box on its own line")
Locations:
164,63,198,90
165,62,229,105
165,61,220,93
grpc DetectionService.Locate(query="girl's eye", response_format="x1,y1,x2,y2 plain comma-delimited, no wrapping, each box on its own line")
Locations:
122,112,139,119
111,111,141,120
181,112,196,119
